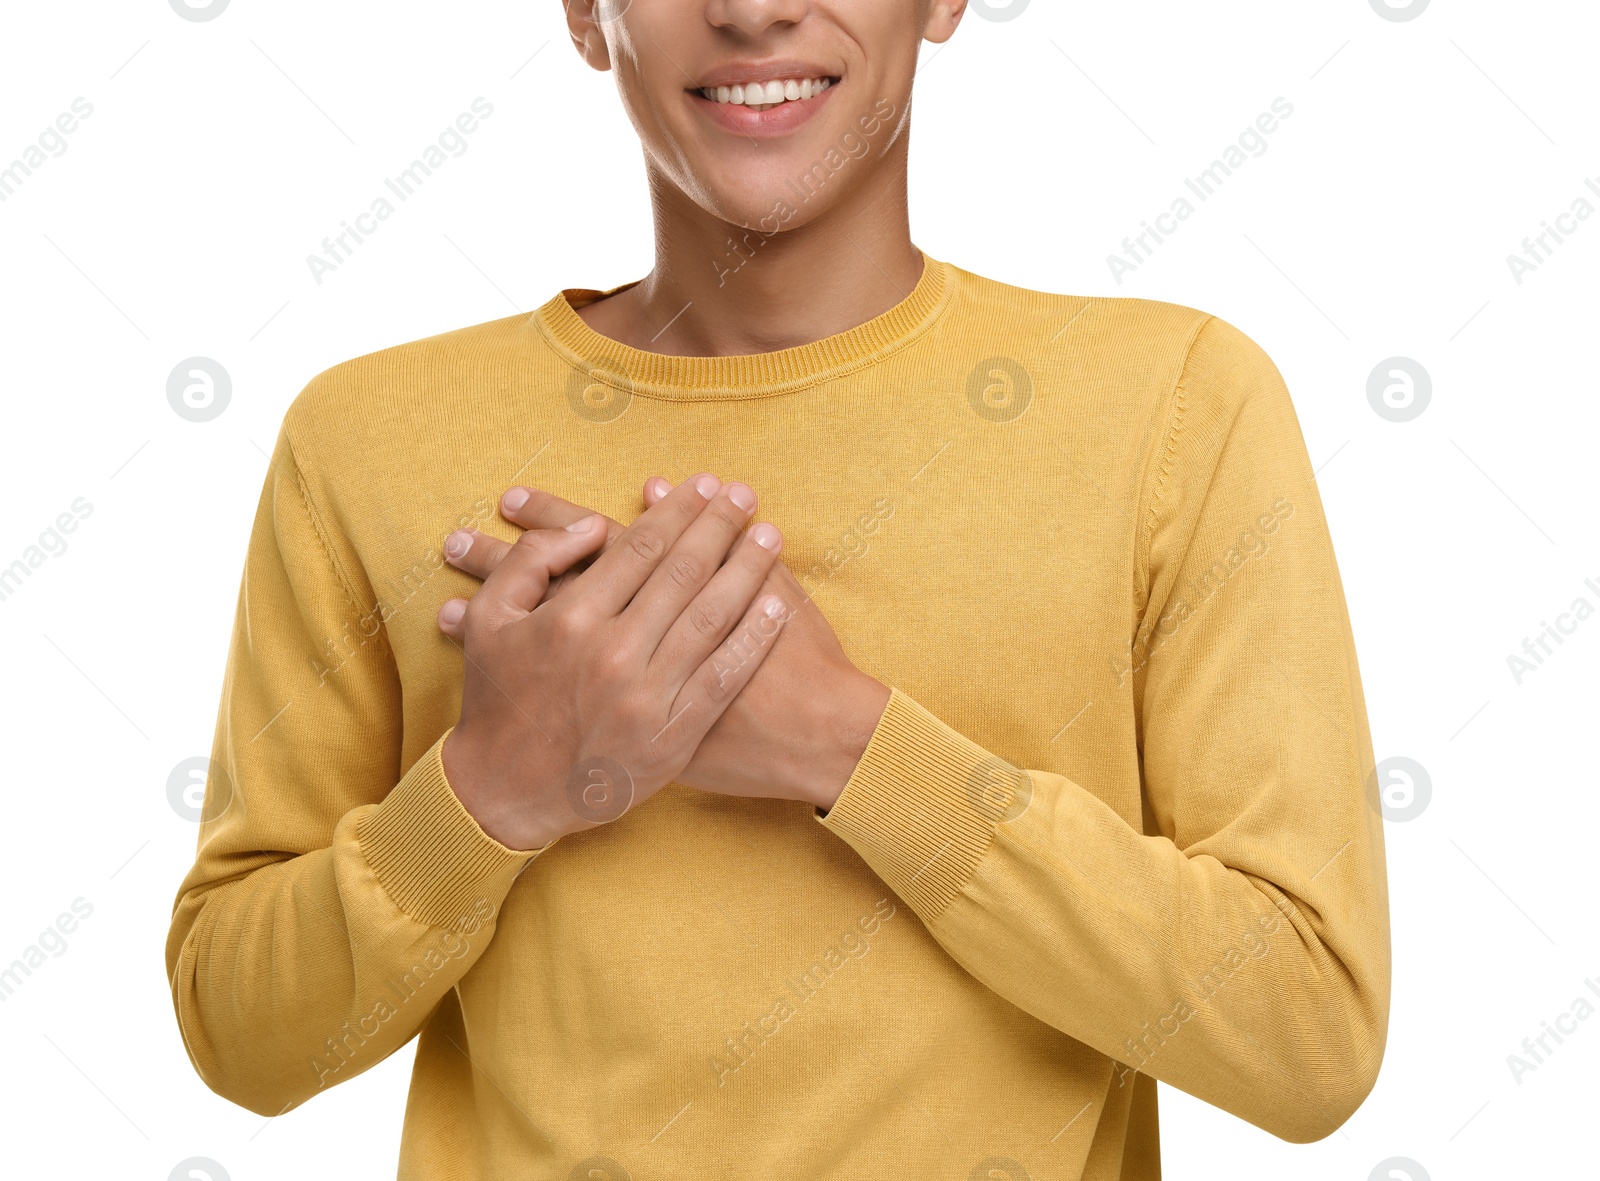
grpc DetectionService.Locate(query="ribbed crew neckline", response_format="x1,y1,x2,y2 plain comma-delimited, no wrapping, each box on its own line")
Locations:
528,251,952,402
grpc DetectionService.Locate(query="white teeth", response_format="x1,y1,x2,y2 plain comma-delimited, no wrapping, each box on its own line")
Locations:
698,76,834,108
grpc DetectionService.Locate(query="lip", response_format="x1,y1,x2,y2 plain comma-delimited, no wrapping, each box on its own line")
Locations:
688,76,839,138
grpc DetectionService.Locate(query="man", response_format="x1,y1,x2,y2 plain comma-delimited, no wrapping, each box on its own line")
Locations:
167,1,1390,1177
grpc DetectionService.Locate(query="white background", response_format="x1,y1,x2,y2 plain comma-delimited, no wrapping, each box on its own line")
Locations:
1,1,1595,1178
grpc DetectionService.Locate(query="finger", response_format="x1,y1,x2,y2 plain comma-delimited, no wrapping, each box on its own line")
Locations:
437,597,470,638
569,473,722,616
442,526,516,583
501,486,627,550
642,476,672,507
651,520,783,682
674,593,791,733
440,523,595,619
469,515,609,627
623,481,759,643
645,477,812,609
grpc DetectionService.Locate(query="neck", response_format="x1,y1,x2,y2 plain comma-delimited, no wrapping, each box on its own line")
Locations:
577,147,923,357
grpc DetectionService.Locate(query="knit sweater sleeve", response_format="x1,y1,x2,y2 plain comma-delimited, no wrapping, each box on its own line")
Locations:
164,422,539,1117
817,315,1391,1144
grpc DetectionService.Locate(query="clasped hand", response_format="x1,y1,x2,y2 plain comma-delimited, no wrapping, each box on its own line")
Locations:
437,473,890,851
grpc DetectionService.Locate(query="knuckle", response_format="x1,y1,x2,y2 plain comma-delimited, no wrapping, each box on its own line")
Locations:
513,529,548,554
739,539,774,574
665,495,706,531
668,554,702,590
546,601,590,641
688,600,726,638
596,640,634,680
627,529,666,563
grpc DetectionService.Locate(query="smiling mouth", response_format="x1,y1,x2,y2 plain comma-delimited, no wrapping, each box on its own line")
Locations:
689,76,839,113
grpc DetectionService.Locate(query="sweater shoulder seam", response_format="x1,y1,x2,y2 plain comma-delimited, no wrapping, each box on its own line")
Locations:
1134,313,1215,613
281,426,372,629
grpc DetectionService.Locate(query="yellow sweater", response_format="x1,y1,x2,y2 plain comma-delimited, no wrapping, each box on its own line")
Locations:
167,254,1389,1180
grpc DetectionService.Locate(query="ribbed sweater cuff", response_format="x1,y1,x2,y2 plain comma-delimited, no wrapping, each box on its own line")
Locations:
818,689,1003,920
358,731,542,929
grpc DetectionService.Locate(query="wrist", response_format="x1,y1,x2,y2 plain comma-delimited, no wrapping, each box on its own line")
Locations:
805,673,891,813
442,726,572,852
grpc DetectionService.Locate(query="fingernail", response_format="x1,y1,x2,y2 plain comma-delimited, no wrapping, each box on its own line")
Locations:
566,514,598,533
727,483,755,511
693,474,721,499
751,523,781,551
445,530,474,559
439,599,467,626
648,477,672,497
763,596,787,620
503,487,530,512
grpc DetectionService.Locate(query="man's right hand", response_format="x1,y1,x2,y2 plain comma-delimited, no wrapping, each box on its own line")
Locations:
439,473,789,851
